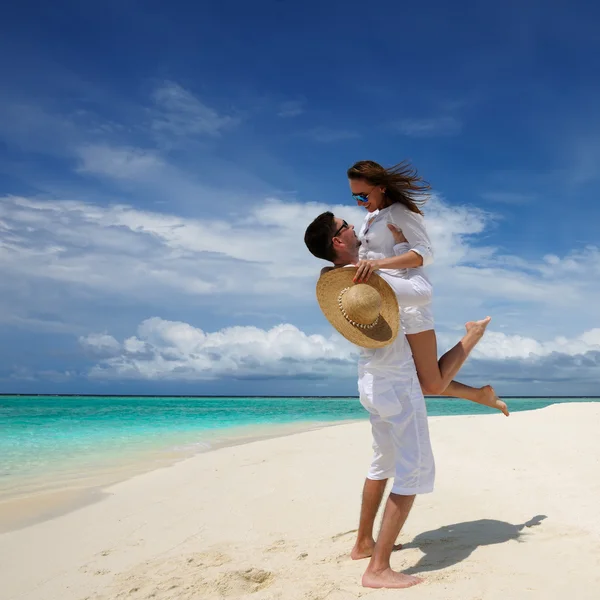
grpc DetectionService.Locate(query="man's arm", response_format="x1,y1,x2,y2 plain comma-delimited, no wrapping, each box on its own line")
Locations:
318,258,430,309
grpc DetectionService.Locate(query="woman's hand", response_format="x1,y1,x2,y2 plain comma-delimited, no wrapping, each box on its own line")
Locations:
387,223,407,244
353,259,380,283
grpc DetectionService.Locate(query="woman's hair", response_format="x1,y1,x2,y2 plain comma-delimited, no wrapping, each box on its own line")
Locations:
347,160,430,215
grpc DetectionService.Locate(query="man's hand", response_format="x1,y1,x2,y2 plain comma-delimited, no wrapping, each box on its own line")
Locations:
387,223,407,244
353,259,380,283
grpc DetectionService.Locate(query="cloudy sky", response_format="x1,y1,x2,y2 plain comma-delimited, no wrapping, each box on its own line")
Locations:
1,0,599,397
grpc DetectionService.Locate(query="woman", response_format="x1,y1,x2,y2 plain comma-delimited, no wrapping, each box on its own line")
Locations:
348,159,508,415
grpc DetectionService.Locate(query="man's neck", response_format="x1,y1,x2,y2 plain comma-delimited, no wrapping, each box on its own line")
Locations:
333,251,358,267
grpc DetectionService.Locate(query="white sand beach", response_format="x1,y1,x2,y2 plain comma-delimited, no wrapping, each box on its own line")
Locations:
1,402,599,600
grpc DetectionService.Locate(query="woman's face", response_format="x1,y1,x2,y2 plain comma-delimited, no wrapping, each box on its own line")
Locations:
349,178,386,213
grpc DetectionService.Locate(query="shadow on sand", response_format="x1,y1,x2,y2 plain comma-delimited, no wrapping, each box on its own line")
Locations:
402,514,547,575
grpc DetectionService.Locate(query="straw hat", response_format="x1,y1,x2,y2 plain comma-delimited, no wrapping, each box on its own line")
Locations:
316,267,400,348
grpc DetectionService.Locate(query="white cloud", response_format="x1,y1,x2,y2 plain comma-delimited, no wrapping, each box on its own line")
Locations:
0,195,361,304
83,318,356,381
76,144,165,179
446,328,600,360
151,81,238,137
81,317,600,385
394,116,462,137
2,193,600,343
79,333,121,357
3,189,600,389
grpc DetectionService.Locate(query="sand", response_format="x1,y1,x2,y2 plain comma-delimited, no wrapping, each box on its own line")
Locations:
1,402,599,600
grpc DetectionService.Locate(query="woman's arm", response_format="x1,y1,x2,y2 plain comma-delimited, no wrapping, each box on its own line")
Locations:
389,203,434,266
377,267,432,308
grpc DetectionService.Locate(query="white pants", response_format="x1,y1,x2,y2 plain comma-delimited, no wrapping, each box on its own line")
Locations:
359,371,436,495
402,302,435,335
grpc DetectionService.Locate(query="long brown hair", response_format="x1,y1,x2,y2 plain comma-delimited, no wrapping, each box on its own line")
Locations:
347,160,430,215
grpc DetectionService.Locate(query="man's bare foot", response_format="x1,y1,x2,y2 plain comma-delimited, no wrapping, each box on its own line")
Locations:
465,316,492,340
477,385,510,416
351,540,402,560
362,567,423,589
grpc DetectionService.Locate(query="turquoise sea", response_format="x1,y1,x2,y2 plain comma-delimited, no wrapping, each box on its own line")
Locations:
1,395,598,499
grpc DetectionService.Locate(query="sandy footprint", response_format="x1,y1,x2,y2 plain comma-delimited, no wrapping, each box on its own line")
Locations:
189,550,233,567
214,568,274,596
265,539,292,553
331,529,357,542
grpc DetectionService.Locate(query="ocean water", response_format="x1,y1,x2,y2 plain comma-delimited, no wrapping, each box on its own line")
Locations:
1,395,598,498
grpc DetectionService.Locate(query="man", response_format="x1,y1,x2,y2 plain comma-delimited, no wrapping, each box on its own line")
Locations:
304,211,436,589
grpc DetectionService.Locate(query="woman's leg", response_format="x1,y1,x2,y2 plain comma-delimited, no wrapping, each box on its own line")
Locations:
406,325,509,416
406,322,490,394
444,381,509,416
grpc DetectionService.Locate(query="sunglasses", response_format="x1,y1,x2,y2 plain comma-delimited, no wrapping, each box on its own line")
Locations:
352,187,376,204
333,220,349,237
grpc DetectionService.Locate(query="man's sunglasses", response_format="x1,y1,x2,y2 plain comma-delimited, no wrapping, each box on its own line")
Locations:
333,220,349,237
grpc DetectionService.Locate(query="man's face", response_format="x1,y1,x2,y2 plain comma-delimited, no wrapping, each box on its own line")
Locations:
332,216,359,255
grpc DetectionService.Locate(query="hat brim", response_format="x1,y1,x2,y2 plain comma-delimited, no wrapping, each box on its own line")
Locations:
316,267,400,349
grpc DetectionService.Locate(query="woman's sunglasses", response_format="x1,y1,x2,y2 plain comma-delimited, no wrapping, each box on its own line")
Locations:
352,187,376,204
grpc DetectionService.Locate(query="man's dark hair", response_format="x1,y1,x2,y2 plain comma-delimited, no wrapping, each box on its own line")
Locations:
304,211,337,262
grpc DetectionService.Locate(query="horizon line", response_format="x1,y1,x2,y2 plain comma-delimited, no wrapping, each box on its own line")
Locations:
1,394,599,399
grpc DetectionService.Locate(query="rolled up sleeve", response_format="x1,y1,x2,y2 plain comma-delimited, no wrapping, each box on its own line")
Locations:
389,204,434,267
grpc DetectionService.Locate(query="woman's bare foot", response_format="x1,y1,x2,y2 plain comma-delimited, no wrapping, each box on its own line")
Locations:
465,316,492,340
351,540,402,560
362,567,423,589
477,385,510,416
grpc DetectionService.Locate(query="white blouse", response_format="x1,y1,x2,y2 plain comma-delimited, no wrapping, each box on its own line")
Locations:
357,202,434,266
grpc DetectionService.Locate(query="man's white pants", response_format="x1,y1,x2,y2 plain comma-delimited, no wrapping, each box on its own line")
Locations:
359,371,436,495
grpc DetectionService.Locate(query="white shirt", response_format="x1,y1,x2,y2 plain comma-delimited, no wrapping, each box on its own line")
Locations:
356,268,425,376
358,203,434,267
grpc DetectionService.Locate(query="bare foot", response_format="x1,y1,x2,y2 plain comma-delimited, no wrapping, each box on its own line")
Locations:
477,385,510,416
362,567,423,589
351,540,402,560
465,316,492,340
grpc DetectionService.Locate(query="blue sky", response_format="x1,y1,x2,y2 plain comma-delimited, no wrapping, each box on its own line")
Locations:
1,0,599,396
